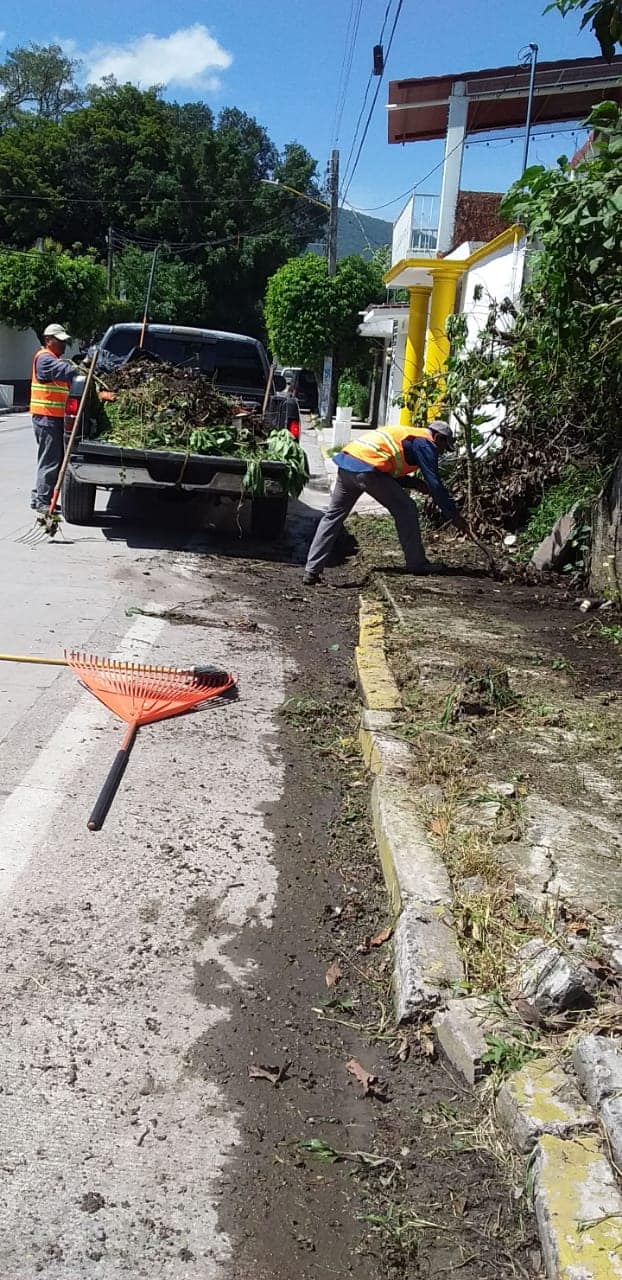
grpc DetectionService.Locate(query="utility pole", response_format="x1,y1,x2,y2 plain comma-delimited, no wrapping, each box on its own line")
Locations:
322,149,339,426
327,149,339,278
106,226,114,296
522,44,539,175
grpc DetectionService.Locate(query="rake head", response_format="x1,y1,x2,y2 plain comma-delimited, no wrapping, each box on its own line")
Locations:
66,651,236,727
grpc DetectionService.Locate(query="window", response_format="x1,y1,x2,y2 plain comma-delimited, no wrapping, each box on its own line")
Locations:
101,330,265,389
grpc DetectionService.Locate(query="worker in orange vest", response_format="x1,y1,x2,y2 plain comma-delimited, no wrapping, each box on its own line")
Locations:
303,420,468,585
29,322,75,514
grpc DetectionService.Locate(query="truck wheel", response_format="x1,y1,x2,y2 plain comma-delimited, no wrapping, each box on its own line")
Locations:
62,468,96,525
250,495,288,540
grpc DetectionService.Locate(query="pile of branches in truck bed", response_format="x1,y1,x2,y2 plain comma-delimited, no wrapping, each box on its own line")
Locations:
97,357,309,498
100,358,267,453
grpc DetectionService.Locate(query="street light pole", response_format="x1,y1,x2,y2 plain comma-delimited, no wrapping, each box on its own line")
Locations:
522,44,539,175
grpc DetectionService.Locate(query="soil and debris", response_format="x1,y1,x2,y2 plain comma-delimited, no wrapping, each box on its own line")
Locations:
206,548,542,1280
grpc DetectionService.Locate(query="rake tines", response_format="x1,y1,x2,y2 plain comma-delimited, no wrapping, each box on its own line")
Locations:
17,513,61,546
64,652,236,830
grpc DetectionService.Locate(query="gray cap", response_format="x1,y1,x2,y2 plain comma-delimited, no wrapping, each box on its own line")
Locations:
428,419,455,451
44,322,71,342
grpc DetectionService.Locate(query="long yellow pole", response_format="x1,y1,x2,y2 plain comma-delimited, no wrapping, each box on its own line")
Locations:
0,653,69,666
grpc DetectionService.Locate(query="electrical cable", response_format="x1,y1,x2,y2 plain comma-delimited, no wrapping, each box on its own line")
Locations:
340,0,405,205
331,0,364,148
339,0,393,195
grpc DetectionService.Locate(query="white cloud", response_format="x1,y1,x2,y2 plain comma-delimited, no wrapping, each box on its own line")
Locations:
83,24,232,91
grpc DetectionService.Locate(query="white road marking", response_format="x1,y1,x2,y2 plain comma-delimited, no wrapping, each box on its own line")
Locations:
0,612,165,900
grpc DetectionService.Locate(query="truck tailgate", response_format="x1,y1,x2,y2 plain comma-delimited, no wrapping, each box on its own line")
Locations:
70,442,289,493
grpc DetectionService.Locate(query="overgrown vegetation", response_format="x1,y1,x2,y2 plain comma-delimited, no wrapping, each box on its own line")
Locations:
398,101,621,548
480,101,622,529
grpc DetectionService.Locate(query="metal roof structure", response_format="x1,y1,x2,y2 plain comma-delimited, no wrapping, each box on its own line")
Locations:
388,55,622,144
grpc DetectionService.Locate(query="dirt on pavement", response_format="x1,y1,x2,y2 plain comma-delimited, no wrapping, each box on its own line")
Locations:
189,533,542,1280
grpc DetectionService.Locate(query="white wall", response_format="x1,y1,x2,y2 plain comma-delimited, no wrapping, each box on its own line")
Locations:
451,233,526,442
0,326,40,382
457,234,526,349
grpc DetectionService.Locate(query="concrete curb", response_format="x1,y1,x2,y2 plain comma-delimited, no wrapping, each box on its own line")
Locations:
356,596,465,1018
354,592,622,1276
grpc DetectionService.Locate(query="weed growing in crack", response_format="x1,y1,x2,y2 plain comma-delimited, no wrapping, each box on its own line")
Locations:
482,1032,543,1079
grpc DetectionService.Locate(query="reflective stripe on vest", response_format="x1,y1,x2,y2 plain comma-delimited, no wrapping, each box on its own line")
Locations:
29,348,70,418
342,426,435,477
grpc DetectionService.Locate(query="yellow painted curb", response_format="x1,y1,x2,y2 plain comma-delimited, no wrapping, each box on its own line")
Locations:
355,598,402,713
534,1133,622,1279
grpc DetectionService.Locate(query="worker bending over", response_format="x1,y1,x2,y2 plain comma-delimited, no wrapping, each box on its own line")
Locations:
303,420,467,585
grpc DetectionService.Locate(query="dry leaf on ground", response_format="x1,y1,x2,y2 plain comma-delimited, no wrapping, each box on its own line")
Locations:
370,925,393,948
346,1058,388,1100
325,960,342,988
248,1062,289,1086
429,815,450,837
391,1033,410,1063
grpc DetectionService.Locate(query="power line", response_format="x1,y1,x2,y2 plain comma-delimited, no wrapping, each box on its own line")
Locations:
331,0,364,148
349,121,591,214
339,0,393,193
340,0,405,206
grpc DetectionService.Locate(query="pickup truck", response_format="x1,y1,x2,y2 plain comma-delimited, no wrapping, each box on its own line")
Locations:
62,322,302,539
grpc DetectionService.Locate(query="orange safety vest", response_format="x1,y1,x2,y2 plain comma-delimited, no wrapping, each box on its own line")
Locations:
29,347,71,418
341,426,435,477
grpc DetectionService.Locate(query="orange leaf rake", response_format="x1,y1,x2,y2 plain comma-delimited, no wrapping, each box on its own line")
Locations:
64,653,236,830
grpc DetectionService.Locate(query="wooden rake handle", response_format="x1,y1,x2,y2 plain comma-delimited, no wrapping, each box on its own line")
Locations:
88,722,138,831
49,346,100,518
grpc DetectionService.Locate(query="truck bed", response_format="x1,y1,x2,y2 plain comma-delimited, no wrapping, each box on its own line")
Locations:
69,440,289,495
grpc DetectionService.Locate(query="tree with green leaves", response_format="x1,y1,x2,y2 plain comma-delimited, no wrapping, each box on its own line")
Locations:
112,245,207,327
0,246,105,337
0,43,84,123
545,0,622,58
0,74,326,338
264,252,385,411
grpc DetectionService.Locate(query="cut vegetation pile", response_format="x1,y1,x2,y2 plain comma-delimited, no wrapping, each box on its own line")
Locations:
99,358,309,497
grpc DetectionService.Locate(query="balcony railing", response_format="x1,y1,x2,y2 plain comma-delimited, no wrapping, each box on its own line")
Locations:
392,194,440,265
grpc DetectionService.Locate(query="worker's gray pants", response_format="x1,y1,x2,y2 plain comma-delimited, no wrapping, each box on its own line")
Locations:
305,467,427,576
31,417,64,509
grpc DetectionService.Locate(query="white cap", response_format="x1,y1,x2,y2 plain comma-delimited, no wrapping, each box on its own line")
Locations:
44,322,71,341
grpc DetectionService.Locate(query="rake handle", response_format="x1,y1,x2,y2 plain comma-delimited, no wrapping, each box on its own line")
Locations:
87,721,137,832
49,345,100,518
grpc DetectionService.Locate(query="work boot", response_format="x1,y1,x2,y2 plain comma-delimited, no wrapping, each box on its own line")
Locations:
303,571,322,586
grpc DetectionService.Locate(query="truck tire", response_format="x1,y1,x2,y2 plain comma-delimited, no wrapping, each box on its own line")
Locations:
250,494,288,540
62,467,96,525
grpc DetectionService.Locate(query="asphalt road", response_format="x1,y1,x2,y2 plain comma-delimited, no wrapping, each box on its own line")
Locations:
0,414,325,1278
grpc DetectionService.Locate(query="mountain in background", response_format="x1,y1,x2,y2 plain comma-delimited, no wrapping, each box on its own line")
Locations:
307,207,392,261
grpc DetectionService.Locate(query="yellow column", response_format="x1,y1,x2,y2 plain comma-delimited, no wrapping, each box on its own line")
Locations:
399,285,431,425
424,268,462,376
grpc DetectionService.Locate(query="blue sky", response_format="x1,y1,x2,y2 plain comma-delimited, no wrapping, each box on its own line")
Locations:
3,0,599,222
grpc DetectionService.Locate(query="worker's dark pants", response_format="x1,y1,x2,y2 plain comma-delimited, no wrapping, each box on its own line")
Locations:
305,467,427,577
31,417,64,509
